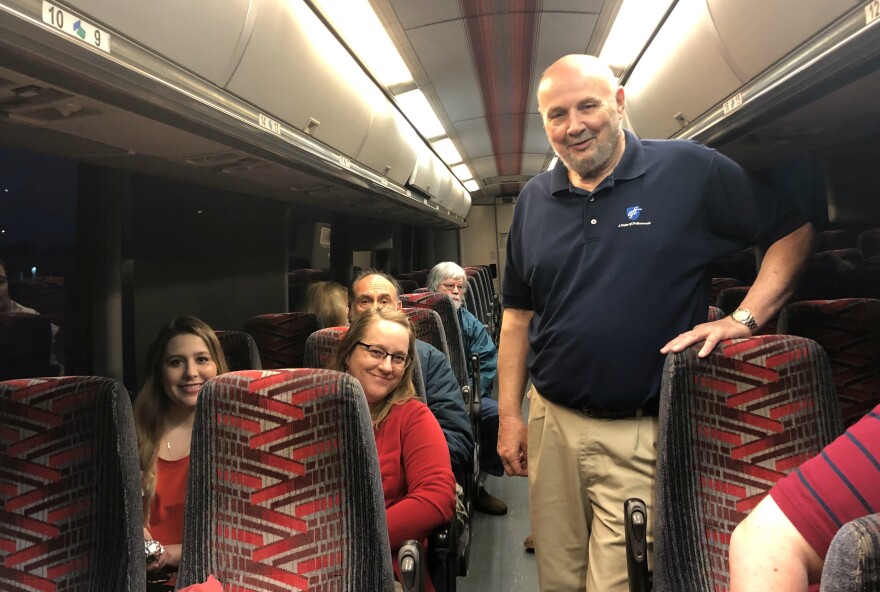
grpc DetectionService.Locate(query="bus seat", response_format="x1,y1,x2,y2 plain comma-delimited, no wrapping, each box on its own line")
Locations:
398,279,419,294
707,306,725,321
0,312,54,380
0,376,143,590
858,228,880,259
643,336,843,591
816,229,856,251
708,277,742,309
176,369,395,591
244,312,320,369
777,298,880,426
819,512,880,591
214,329,262,371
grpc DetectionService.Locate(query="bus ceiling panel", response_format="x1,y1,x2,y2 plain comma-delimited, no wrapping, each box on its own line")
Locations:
707,0,858,82
63,0,257,87
355,106,419,188
224,0,375,163
624,0,744,140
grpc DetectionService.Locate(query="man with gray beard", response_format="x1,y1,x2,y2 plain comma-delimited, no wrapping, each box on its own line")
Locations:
496,54,814,592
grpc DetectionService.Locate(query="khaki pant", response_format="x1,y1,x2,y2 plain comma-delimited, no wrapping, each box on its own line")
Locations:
528,388,657,592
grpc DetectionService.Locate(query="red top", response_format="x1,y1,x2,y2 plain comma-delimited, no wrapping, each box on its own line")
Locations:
149,455,190,544
148,455,189,587
375,399,456,591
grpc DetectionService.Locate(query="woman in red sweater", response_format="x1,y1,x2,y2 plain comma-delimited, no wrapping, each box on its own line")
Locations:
333,307,456,591
134,317,228,591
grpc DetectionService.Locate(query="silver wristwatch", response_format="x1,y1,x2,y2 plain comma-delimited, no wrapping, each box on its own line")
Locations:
730,308,758,332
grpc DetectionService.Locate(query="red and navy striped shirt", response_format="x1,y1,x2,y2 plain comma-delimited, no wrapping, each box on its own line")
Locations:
771,404,880,556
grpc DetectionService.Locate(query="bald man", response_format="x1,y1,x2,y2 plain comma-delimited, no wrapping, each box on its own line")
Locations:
496,55,813,591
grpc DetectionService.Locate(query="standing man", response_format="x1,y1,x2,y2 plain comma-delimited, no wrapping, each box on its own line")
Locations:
496,55,813,592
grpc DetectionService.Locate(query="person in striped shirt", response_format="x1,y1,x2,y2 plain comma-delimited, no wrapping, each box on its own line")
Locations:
729,405,880,591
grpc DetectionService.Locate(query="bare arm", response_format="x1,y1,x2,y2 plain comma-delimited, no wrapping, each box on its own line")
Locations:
662,222,814,357
496,307,533,477
729,495,823,592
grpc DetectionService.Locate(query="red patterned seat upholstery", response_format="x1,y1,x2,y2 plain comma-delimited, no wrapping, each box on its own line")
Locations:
403,308,450,358
398,294,468,389
0,376,143,590
176,369,395,591
244,312,320,369
652,336,843,592
302,326,350,370
215,330,262,371
777,298,880,425
707,306,725,322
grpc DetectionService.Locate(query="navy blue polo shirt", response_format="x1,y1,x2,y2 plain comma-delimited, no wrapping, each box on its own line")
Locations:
503,130,805,410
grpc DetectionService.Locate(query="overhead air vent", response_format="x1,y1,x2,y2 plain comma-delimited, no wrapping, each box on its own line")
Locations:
0,83,98,125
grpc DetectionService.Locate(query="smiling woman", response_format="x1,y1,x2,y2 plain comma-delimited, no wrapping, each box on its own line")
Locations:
331,307,455,592
133,316,228,591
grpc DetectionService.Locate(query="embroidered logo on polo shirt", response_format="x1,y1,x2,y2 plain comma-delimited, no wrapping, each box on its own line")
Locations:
619,206,652,228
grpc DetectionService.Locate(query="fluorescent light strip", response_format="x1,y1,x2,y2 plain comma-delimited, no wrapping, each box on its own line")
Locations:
598,0,675,71
450,163,473,181
312,0,413,87
463,179,480,192
396,89,446,140
431,138,463,166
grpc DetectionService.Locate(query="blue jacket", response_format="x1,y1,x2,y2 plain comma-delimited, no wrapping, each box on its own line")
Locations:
416,339,474,480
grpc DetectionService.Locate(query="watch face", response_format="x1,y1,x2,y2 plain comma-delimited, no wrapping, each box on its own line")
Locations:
733,309,749,322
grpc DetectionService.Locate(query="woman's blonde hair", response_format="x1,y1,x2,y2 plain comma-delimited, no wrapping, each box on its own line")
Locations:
306,281,350,327
133,316,228,523
331,307,415,427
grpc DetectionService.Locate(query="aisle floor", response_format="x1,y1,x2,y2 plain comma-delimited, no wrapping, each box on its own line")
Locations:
458,397,538,591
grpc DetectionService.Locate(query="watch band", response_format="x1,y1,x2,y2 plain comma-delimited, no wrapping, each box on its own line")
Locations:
730,308,758,331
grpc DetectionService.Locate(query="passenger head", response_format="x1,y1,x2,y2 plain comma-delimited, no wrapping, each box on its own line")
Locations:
0,258,8,313
133,316,228,519
537,54,626,184
137,316,227,415
306,281,350,327
349,269,402,320
427,262,467,309
332,307,415,426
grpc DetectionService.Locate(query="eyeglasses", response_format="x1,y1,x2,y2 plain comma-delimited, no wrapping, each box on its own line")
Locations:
356,342,412,368
439,282,465,293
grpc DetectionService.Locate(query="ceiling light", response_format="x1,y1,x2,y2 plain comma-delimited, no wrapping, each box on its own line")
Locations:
598,0,675,71
463,180,480,192
312,0,413,87
396,89,446,139
451,163,473,181
547,156,558,171
431,138,463,165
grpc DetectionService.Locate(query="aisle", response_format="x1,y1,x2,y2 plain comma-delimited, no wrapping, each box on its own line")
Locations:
458,397,538,591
